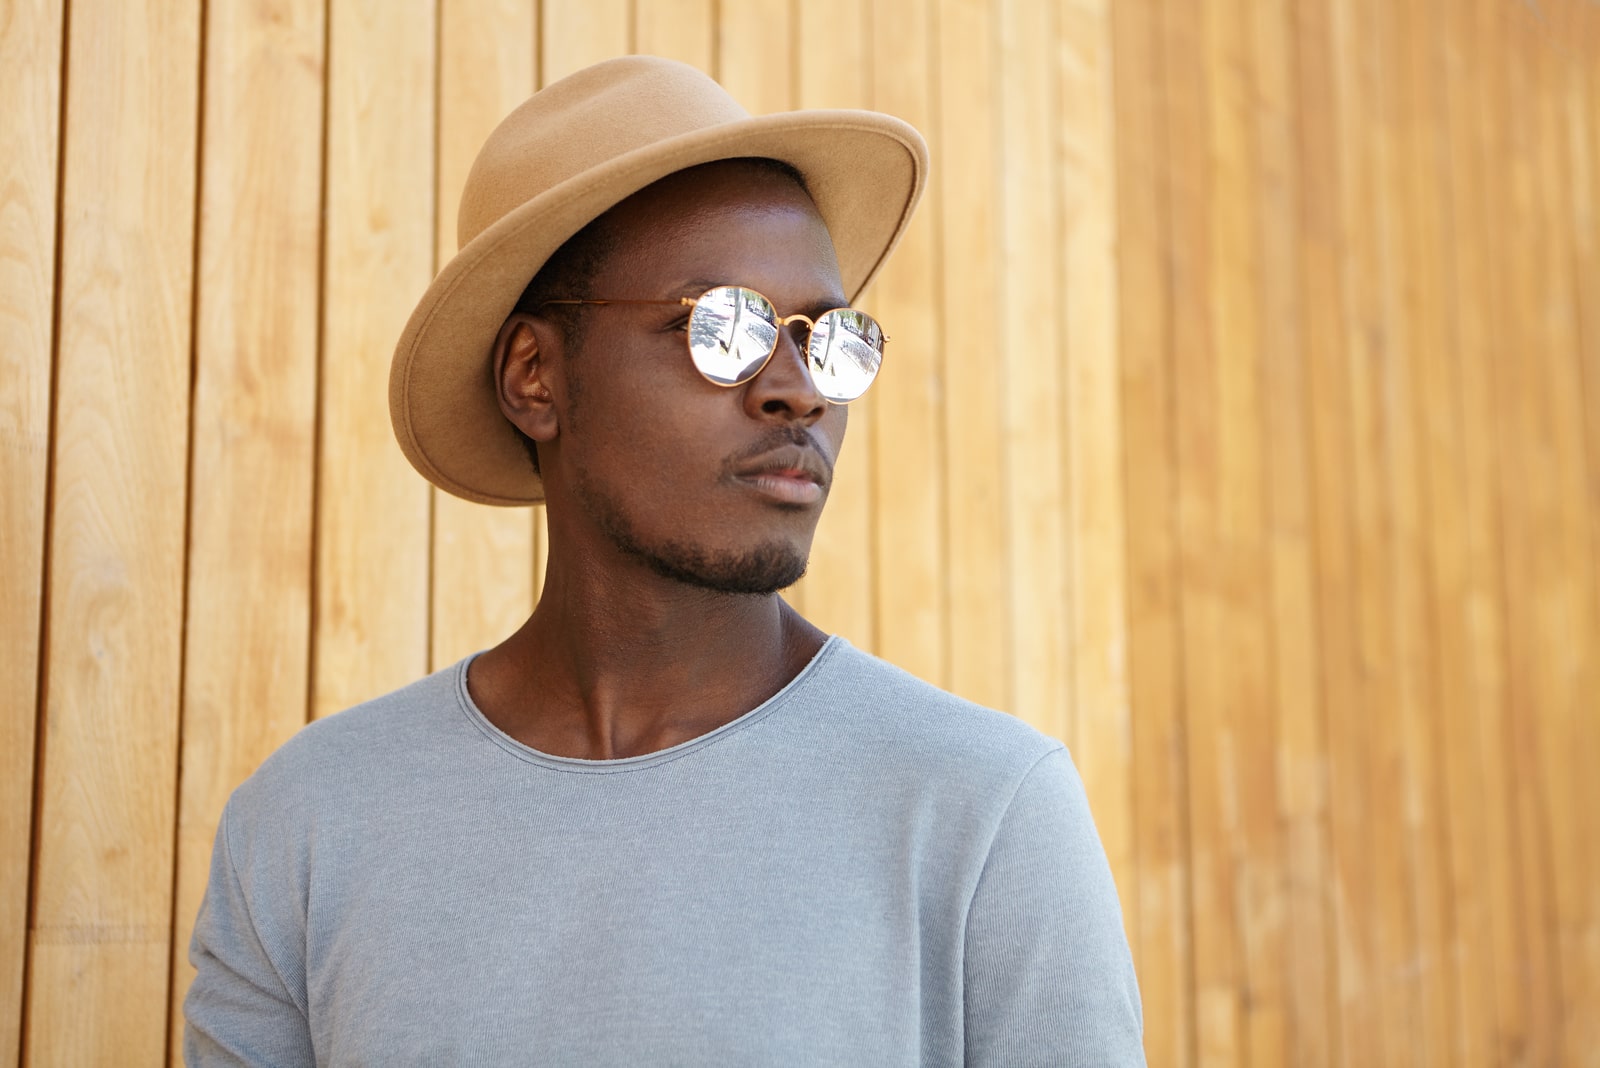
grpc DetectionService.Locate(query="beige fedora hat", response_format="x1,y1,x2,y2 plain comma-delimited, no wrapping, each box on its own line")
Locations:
390,55,929,505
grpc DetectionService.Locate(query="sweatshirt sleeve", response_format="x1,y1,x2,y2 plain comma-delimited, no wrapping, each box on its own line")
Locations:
963,746,1145,1066
183,799,316,1067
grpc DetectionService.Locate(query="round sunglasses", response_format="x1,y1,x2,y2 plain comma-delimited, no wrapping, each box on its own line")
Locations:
542,284,886,403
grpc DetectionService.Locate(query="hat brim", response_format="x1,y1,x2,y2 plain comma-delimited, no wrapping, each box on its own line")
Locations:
390,109,928,506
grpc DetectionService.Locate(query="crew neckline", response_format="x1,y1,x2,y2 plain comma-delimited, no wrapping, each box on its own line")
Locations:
452,635,846,773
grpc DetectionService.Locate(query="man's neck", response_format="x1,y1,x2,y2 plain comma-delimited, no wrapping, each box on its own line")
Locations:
465,554,826,760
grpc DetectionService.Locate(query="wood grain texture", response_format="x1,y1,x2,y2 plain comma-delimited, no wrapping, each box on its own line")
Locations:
312,0,435,720
997,0,1067,740
1111,0,1193,1062
1560,13,1600,1065
165,3,327,1058
1493,4,1564,1061
1058,0,1132,935
1253,1,1334,1061
1292,30,1349,1063
933,0,1008,713
714,0,792,117
1333,3,1422,1062
1323,3,1402,1063
1413,5,1484,1062
1162,1,1247,1062
429,0,537,673
1442,5,1534,1061
1520,8,1600,1064
0,0,62,1061
1577,12,1600,706
25,1,199,1062
1204,2,1283,1058
1292,5,1362,1062
7,4,1599,1063
1374,1,1457,1062
868,0,945,687
634,0,713,72
1434,6,1520,1063
541,0,628,82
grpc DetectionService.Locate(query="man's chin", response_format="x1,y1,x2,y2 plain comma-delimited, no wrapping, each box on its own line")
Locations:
638,539,810,596
578,473,814,594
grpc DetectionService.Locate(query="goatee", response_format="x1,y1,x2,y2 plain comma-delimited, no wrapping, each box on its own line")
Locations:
575,471,809,595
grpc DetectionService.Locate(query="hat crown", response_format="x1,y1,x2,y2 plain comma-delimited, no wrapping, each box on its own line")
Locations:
458,56,751,248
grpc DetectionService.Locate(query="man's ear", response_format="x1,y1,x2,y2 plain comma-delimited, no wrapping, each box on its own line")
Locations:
493,313,560,443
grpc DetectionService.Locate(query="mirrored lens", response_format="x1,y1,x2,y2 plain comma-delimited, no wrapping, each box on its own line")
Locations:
806,309,884,402
687,286,780,386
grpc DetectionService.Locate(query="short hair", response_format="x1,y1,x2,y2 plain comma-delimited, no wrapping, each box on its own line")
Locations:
504,158,809,477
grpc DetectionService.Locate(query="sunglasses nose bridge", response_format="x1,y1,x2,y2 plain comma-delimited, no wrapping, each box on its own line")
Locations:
749,312,827,408
769,310,818,364
764,316,812,376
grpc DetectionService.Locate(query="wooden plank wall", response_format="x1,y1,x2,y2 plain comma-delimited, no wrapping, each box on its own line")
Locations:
2,0,1596,1064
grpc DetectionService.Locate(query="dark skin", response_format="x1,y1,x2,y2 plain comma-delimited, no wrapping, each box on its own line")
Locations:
467,162,850,759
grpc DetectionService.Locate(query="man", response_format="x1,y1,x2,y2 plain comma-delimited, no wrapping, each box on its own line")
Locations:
185,56,1143,1065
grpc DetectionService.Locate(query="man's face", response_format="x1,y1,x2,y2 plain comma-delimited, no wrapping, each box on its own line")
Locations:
531,162,850,594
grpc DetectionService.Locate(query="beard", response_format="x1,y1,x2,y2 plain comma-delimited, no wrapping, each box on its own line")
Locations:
572,467,810,595
611,531,808,594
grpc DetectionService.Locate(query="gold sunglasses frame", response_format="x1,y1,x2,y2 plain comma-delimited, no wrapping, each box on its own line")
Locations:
541,284,887,404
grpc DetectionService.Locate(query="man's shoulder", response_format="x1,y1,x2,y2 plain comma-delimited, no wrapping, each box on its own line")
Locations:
803,638,1066,782
229,660,468,820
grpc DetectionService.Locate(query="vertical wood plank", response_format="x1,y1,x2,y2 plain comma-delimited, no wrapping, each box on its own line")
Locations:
166,2,326,1058
1372,0,1458,1061
314,0,436,719
1197,0,1284,1061
714,0,792,117
541,0,629,82
430,0,537,672
1330,0,1422,1060
1253,0,1335,1061
25,0,199,1062
1416,1,1500,1063
1559,18,1600,1065
1111,0,1192,1061
1292,6,1364,1062
635,0,713,73
1441,1,1534,1059
997,0,1067,739
868,0,944,687
1522,9,1600,1064
790,0,874,649
14,4,1600,1062
933,0,1008,712
1491,3,1565,1060
0,0,63,1060
1577,2,1600,652
1162,0,1246,1062
1059,0,1132,931
312,2,435,716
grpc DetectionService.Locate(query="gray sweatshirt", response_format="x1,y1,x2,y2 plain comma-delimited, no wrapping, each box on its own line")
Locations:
185,637,1144,1065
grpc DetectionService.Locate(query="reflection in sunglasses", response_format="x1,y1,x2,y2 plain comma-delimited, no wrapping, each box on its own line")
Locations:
543,285,886,402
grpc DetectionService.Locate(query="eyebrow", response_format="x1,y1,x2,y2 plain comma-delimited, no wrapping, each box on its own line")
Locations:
677,278,724,297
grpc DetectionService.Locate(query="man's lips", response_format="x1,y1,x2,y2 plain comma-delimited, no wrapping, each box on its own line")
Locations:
729,444,832,505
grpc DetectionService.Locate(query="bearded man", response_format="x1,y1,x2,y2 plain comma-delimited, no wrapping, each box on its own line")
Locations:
184,55,1143,1066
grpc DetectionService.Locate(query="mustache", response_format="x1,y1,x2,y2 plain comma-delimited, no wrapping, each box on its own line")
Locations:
722,426,835,480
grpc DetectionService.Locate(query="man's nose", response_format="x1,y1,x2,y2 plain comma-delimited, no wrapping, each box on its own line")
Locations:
743,325,827,422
